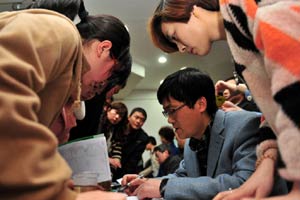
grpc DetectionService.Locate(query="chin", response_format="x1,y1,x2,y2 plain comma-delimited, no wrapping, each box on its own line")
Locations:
81,93,94,101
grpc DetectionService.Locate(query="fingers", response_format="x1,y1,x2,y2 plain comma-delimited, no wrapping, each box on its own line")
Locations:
213,189,248,200
121,174,138,185
213,190,233,200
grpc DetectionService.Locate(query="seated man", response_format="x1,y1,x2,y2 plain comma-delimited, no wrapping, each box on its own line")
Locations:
122,68,287,199
139,136,160,178
154,144,181,177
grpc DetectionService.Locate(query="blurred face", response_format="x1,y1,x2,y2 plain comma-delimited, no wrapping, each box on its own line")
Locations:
155,151,169,164
160,136,168,145
81,40,118,100
223,89,231,100
107,108,123,125
161,11,212,56
128,111,146,130
162,97,207,140
145,143,152,151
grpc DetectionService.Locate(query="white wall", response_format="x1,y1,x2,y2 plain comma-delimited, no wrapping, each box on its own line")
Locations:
120,89,170,140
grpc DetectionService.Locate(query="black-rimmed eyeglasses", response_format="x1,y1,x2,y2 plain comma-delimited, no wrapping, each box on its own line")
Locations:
162,104,185,118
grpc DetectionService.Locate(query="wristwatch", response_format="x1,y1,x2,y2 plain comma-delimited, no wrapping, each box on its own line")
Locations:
159,178,169,198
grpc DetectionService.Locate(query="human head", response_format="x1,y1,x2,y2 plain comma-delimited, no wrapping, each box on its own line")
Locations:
29,0,132,101
74,0,131,100
154,144,171,164
157,67,217,140
158,126,175,144
158,67,217,117
128,107,147,130
106,101,128,125
149,0,219,53
146,136,157,151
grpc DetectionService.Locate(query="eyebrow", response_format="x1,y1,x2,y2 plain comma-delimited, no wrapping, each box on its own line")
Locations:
163,104,176,110
164,29,173,42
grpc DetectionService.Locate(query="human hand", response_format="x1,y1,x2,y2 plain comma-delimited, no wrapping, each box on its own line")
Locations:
132,178,162,199
213,158,275,200
215,80,237,95
76,190,127,200
221,101,242,112
121,174,147,195
109,158,122,169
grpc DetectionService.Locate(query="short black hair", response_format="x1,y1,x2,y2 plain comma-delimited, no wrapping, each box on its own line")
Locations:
147,136,157,145
154,143,171,154
130,107,147,121
157,67,218,117
158,126,175,142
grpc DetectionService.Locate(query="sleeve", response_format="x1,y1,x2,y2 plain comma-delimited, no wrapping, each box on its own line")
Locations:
123,133,148,174
0,12,80,200
163,113,260,199
254,1,300,180
110,140,122,160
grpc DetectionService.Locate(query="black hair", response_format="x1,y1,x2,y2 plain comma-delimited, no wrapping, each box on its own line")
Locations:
98,101,128,142
105,51,132,91
130,107,147,121
154,143,171,154
30,0,132,97
158,126,175,142
76,14,130,67
157,67,217,117
147,136,157,145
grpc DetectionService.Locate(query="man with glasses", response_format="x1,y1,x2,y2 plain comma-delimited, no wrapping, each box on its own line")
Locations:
122,67,265,199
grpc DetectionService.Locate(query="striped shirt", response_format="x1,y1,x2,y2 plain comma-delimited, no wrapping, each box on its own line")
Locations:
220,0,300,181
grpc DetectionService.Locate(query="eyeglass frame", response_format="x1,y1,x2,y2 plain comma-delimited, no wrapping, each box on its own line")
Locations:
162,104,186,118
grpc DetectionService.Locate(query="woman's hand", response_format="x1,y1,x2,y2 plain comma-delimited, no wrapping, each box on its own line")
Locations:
109,158,122,169
213,158,275,200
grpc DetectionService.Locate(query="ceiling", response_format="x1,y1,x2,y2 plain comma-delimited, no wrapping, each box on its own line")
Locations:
0,0,234,99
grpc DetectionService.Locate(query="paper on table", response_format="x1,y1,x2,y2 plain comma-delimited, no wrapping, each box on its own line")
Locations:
126,197,138,200
58,135,111,183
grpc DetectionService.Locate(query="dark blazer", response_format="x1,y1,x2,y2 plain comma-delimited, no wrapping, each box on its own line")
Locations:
163,110,287,199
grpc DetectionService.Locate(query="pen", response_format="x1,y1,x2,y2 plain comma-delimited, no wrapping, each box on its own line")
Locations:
117,174,144,192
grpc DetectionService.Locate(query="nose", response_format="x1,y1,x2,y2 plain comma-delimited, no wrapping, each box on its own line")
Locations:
167,116,175,124
114,114,120,120
177,43,186,53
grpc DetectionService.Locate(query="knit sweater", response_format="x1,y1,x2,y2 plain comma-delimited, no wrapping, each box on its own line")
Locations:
220,0,300,181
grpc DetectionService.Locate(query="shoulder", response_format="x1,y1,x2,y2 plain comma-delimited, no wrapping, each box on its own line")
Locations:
5,9,80,46
213,110,260,138
224,109,261,122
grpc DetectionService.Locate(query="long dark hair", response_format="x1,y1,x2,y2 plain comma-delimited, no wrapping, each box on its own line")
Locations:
99,102,128,142
30,0,132,97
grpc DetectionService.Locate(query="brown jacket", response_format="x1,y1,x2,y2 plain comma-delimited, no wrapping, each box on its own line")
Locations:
0,9,84,200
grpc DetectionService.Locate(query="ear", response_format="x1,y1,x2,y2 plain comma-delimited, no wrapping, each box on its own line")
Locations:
96,40,113,57
195,97,207,113
192,5,200,19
